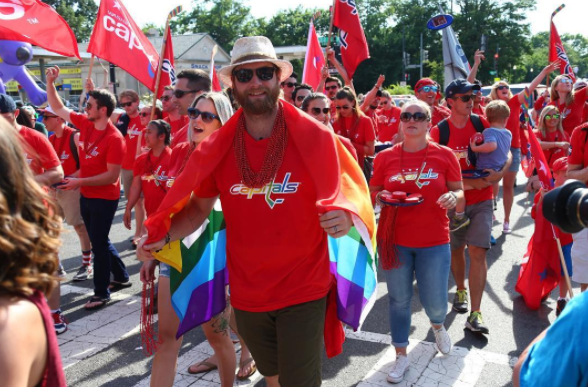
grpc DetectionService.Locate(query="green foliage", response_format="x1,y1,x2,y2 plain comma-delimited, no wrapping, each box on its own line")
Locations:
385,84,414,95
44,0,98,42
257,7,331,47
141,23,164,37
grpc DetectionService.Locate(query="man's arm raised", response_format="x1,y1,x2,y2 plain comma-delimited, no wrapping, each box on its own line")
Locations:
45,66,73,121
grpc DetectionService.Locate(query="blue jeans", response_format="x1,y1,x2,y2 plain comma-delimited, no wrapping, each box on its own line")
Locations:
383,244,451,347
80,196,129,298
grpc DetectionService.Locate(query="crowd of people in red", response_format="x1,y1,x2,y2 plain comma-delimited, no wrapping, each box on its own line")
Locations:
2,34,588,387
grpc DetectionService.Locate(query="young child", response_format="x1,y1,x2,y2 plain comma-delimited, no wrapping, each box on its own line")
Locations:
450,100,513,231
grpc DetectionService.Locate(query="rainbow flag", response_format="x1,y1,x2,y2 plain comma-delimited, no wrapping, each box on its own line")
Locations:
145,102,377,345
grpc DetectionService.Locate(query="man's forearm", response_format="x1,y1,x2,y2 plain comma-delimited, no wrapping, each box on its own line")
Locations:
567,167,588,183
80,171,119,187
168,196,215,242
46,81,65,112
35,168,64,187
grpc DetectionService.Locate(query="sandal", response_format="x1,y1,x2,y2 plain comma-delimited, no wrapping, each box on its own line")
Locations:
109,281,132,292
187,360,217,374
236,357,257,381
84,296,110,310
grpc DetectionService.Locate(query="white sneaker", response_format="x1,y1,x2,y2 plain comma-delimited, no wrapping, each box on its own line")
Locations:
503,222,512,234
387,353,409,384
433,325,452,354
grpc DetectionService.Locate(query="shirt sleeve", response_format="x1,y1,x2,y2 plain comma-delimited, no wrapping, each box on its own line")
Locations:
36,135,61,170
106,134,126,165
364,117,376,142
576,85,588,103
568,127,586,165
69,112,89,132
133,155,145,176
483,128,498,143
534,95,545,111
429,126,440,143
370,151,387,187
193,173,220,198
444,147,462,182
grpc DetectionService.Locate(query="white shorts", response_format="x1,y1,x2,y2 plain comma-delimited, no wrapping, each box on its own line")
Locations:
571,229,588,284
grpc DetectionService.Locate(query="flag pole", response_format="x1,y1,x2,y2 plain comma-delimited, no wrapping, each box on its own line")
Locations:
547,4,566,86
87,55,96,85
209,44,218,81
151,6,183,121
325,0,336,62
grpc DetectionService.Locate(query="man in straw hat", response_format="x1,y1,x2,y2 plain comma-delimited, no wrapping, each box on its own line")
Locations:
139,36,376,386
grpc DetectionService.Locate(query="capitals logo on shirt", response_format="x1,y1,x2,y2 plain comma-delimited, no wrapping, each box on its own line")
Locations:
85,147,100,159
142,166,169,187
389,165,439,188
230,172,301,209
127,124,142,139
453,146,470,166
60,152,70,163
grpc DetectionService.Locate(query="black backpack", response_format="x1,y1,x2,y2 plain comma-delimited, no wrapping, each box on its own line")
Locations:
438,114,485,167
69,130,80,170
115,113,130,137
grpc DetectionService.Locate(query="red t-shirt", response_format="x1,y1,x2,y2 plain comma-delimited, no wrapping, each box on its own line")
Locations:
165,115,190,144
133,148,172,216
371,142,462,247
431,105,451,127
550,87,588,135
194,132,331,312
376,106,401,142
168,142,192,184
70,112,126,200
332,115,376,162
364,108,379,133
121,115,144,170
49,127,79,176
430,116,492,205
19,126,61,176
170,123,189,148
472,105,486,118
534,129,570,169
505,95,522,148
568,123,588,167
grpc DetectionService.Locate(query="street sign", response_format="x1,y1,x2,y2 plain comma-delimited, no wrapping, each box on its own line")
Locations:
427,14,454,30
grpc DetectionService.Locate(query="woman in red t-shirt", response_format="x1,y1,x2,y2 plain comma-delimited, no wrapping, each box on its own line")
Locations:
370,100,464,383
332,86,376,164
0,124,66,386
488,62,558,233
545,74,588,135
534,106,570,170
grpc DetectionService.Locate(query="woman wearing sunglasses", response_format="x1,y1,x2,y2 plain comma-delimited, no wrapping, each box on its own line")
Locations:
370,100,463,383
141,92,256,386
137,105,163,153
301,92,358,161
535,106,570,170
332,87,376,165
487,63,559,234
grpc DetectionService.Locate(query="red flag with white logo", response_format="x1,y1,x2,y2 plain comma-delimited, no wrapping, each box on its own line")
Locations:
87,0,160,91
302,20,326,90
333,0,369,80
549,22,575,82
0,0,80,59
156,27,176,97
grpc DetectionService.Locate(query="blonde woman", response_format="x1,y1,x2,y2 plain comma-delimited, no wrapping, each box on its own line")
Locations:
534,106,570,170
537,74,588,135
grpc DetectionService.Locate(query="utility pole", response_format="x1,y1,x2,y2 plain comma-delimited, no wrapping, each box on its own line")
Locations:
402,28,406,83
419,33,423,79
494,43,499,79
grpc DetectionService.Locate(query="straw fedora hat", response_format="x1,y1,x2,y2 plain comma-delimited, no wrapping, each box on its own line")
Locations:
218,36,293,87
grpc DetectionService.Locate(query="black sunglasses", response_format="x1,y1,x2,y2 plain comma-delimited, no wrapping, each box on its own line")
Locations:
452,95,474,102
296,95,307,101
310,107,330,116
42,115,59,120
160,96,172,102
120,101,134,107
187,107,221,123
139,112,150,117
497,85,509,91
325,85,339,91
399,112,428,122
232,66,277,83
174,89,199,99
282,82,297,88
335,105,351,110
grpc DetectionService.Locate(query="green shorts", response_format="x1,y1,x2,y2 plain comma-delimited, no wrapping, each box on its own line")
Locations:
234,296,327,387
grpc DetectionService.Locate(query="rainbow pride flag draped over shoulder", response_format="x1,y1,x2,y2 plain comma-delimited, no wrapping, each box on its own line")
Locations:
145,102,377,353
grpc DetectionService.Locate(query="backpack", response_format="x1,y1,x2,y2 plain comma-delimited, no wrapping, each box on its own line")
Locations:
69,130,80,170
438,114,485,167
115,113,130,137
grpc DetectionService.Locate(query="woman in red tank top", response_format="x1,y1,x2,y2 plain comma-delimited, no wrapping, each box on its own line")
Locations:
0,121,66,387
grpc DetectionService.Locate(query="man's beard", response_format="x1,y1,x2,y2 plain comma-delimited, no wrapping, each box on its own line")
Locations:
234,85,280,116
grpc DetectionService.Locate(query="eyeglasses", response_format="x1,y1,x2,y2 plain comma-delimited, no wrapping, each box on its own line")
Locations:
140,112,150,117
232,66,277,83
418,86,439,93
310,107,330,116
335,105,351,110
325,85,339,91
282,82,297,88
160,96,172,102
369,105,377,110
497,85,509,91
42,115,58,120
187,107,221,123
399,112,428,122
173,89,199,99
452,95,474,102
120,101,134,108
560,78,573,84
296,95,306,101
545,114,561,120
86,103,93,110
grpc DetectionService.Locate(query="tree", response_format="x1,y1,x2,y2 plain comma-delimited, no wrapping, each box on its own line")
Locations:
45,0,98,42
257,6,330,47
171,0,260,52
141,23,164,37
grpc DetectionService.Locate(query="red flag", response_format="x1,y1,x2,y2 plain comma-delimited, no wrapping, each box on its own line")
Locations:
515,197,561,310
0,0,80,59
211,67,222,92
527,127,553,189
156,28,176,98
549,22,576,82
302,20,326,90
88,0,160,91
333,0,369,80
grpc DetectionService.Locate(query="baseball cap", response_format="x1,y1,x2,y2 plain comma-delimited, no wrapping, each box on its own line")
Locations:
38,106,57,116
552,157,568,172
0,94,17,114
445,79,481,99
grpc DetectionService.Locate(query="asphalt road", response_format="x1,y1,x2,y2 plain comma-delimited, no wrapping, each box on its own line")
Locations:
57,171,582,387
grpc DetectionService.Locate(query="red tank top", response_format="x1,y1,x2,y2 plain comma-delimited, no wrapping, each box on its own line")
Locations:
27,290,67,387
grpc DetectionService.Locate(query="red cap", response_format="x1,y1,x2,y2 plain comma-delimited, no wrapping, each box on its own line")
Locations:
552,157,568,172
415,78,442,100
